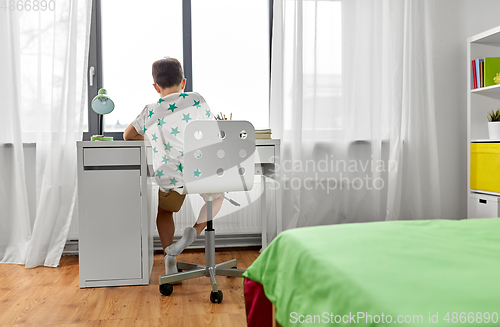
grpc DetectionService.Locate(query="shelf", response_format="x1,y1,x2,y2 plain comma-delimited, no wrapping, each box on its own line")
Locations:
470,84,500,99
471,83,500,94
471,189,500,197
469,25,500,44
471,139,500,143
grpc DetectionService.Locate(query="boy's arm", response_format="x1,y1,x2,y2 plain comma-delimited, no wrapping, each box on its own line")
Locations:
123,124,145,140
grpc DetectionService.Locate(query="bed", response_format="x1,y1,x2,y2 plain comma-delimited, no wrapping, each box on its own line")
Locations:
243,218,500,327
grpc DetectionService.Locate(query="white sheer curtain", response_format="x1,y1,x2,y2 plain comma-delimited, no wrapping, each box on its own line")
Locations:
0,11,31,264
0,1,91,267
270,0,441,230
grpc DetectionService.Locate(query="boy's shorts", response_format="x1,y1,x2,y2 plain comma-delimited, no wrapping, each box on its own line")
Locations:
200,193,223,202
158,189,186,212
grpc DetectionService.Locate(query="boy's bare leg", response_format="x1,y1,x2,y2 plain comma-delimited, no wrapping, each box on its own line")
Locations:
193,194,224,236
156,206,175,251
157,206,179,276
165,195,224,256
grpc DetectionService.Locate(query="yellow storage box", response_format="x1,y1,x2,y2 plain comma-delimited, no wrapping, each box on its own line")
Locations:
470,143,500,193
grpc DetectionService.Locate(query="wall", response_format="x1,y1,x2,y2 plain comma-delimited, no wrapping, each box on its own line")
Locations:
433,0,500,219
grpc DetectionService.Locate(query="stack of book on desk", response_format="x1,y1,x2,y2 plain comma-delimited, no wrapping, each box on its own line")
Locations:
256,129,272,139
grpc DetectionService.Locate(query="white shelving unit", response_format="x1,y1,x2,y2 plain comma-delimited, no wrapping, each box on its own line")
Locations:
467,26,500,218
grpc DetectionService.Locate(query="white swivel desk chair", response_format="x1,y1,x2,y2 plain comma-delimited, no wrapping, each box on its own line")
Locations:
159,120,255,303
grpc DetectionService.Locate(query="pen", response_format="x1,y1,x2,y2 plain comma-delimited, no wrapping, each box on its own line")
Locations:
230,113,232,120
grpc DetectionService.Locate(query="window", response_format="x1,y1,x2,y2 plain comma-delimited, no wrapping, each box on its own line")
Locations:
282,0,342,138
191,0,269,128
101,0,183,133
86,0,271,140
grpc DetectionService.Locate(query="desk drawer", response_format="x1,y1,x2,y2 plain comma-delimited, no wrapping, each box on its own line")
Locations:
256,146,275,164
84,148,141,166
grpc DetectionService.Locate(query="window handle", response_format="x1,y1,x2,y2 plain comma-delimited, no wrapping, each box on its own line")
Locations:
89,66,95,87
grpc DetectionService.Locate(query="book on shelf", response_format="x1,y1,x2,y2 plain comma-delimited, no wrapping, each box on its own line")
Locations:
480,59,484,88
476,59,480,88
484,57,500,87
472,60,477,88
255,129,272,139
472,57,500,89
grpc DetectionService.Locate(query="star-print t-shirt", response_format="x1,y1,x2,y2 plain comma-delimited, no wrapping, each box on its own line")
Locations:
131,92,213,194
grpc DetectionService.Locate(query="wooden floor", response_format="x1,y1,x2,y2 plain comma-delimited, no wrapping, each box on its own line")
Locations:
0,248,260,327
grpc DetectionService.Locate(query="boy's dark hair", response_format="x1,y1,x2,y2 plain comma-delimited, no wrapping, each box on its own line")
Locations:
152,57,184,89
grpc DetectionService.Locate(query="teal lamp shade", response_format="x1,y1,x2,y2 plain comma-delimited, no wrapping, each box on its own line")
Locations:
91,88,114,140
91,88,115,115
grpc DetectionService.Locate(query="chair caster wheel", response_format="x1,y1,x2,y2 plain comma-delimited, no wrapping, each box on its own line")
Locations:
159,283,173,296
210,290,223,303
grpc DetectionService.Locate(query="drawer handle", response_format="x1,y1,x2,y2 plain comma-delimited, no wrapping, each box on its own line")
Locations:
479,199,487,204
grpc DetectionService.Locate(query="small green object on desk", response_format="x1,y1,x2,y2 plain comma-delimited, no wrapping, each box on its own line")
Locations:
91,135,113,141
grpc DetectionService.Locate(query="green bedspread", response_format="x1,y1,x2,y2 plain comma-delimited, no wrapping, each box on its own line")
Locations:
243,219,500,326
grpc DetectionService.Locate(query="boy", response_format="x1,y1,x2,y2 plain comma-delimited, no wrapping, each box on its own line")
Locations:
124,57,223,276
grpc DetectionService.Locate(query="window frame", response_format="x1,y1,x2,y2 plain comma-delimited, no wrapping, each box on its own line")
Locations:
85,0,273,141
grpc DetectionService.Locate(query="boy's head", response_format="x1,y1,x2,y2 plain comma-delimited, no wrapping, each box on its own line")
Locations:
152,57,185,90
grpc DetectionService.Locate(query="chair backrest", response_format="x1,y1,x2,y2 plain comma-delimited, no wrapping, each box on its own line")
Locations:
183,120,255,194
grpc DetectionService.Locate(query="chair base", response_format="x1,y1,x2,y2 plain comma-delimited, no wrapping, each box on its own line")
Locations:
158,229,246,303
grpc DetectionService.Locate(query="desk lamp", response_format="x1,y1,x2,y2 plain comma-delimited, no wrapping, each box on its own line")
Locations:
91,88,115,141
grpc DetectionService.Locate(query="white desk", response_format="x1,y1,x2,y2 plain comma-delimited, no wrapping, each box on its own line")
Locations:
77,141,154,288
77,139,281,287
255,139,282,248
